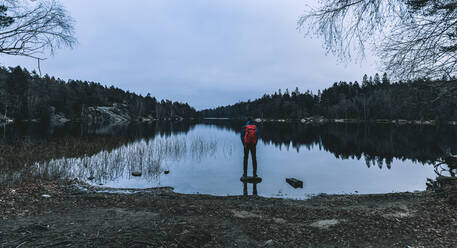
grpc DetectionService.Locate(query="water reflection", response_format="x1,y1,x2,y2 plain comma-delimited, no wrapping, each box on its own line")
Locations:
3,120,457,167
22,135,226,186
1,120,456,197
241,177,262,196
242,181,259,196
202,119,457,166
426,153,457,192
0,120,197,141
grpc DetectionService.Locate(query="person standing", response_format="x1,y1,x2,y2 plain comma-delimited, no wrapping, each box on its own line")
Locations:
241,118,259,178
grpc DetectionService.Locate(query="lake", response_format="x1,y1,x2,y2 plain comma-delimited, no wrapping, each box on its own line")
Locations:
2,120,456,199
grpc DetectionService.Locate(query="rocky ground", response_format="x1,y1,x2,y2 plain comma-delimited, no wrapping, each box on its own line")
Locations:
1,180,456,248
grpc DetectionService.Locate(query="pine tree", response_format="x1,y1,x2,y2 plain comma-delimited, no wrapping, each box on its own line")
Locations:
374,73,381,85
362,74,369,88
382,73,390,86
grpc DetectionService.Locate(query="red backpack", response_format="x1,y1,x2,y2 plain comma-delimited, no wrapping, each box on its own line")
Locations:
244,124,257,145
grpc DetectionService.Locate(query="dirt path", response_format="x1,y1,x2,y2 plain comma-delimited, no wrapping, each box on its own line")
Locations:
1,180,456,247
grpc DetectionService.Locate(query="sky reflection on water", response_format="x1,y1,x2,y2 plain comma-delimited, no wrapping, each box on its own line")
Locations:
29,123,438,199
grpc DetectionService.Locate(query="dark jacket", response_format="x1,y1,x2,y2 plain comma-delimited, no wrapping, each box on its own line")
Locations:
241,121,259,144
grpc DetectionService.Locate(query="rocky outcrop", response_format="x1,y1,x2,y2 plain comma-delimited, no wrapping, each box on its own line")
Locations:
83,103,131,125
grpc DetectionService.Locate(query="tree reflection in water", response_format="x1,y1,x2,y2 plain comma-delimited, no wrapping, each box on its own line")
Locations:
2,120,457,188
203,119,457,168
427,153,457,193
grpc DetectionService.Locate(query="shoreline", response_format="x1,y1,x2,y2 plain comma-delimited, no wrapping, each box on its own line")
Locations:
77,180,427,200
3,116,457,126
205,117,457,126
2,179,456,247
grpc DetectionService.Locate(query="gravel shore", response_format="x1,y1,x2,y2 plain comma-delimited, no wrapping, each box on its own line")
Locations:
1,180,455,247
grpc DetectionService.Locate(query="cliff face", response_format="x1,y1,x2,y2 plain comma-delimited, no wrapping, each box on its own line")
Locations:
83,103,131,125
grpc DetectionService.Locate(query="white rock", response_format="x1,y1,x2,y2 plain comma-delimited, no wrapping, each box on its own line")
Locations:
231,210,261,218
310,219,344,229
264,240,274,247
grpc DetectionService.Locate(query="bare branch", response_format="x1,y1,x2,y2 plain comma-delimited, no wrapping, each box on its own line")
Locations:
298,0,457,80
0,0,76,59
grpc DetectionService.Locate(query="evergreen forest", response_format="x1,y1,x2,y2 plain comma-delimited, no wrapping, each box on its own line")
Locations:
200,73,457,122
2,67,456,124
0,66,198,122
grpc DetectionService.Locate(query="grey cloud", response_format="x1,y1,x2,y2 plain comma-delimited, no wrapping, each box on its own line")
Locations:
1,0,378,110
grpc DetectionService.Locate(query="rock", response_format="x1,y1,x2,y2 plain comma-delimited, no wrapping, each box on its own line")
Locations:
286,178,303,188
132,171,142,177
264,240,274,247
273,218,286,224
310,219,343,229
164,170,170,174
87,176,95,180
382,211,412,219
240,176,262,183
41,194,51,198
231,210,261,219
84,104,131,125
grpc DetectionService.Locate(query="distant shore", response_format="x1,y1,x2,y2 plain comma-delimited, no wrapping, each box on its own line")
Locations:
3,111,456,126
205,116,457,126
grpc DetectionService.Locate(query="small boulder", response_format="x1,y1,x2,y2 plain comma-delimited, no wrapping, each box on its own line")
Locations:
286,178,303,188
87,176,95,180
132,171,142,177
164,170,170,174
273,218,286,224
264,240,274,247
310,219,343,229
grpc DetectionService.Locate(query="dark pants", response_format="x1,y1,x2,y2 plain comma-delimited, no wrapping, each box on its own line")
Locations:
243,143,257,177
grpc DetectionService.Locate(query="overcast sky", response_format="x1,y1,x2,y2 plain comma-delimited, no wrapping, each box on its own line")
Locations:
0,0,378,110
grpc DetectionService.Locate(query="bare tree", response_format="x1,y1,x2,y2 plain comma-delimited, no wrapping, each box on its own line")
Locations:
0,0,75,59
298,0,457,80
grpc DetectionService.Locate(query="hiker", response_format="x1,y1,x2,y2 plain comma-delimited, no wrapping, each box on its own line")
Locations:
241,117,259,178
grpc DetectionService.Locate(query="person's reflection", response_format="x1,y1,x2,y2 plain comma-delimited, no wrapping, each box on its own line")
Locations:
241,176,261,196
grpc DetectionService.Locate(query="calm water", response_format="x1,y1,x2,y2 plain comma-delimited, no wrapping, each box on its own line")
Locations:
4,120,457,199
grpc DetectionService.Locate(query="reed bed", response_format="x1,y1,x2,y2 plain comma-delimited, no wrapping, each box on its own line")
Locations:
2,135,231,185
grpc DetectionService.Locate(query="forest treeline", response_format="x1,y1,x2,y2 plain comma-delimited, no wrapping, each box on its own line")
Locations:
200,73,457,122
3,67,456,124
0,66,198,122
